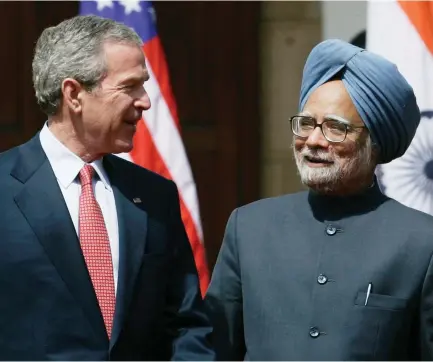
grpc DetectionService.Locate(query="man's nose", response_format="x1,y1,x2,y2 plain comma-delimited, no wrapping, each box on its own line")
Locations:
305,126,329,148
135,88,151,112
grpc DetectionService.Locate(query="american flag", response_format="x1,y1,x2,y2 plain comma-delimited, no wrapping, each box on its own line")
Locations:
80,0,210,295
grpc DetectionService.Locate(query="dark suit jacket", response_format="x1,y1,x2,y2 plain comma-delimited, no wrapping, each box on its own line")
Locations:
206,184,433,360
0,134,215,360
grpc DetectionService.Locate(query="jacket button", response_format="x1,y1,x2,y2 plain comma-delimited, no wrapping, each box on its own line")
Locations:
309,326,320,338
326,225,337,235
317,274,328,285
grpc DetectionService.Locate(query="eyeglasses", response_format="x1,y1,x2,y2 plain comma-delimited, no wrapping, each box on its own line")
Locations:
289,115,365,143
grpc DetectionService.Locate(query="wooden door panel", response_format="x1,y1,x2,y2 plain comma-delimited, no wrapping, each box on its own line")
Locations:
0,1,78,152
153,1,260,270
0,2,34,151
0,2,19,128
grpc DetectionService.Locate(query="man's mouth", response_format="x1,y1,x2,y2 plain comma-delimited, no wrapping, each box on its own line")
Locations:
304,155,334,165
124,119,138,126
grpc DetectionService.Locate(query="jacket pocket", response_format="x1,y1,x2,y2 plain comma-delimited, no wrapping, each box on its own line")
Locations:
354,292,408,311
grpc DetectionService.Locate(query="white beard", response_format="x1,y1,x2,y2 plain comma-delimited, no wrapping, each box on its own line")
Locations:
294,136,374,192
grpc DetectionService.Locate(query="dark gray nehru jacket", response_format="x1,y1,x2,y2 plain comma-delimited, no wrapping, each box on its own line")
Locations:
206,183,433,360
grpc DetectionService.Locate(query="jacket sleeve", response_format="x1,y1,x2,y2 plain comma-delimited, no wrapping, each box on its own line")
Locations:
163,181,215,361
205,209,246,361
421,253,433,360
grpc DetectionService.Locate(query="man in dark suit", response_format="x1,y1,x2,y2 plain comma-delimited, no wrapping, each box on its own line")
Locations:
0,15,214,360
205,39,433,360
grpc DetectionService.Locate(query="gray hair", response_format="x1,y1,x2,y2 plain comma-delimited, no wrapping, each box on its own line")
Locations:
32,15,143,116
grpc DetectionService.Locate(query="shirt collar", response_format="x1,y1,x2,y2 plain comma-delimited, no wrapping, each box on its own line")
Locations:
39,123,112,191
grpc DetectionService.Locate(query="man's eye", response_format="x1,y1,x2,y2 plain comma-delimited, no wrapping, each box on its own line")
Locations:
329,124,344,131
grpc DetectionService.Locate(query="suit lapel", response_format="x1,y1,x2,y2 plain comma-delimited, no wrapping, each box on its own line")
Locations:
11,135,107,341
104,156,148,350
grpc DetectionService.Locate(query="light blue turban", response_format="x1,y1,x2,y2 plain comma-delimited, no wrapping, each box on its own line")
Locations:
299,39,420,164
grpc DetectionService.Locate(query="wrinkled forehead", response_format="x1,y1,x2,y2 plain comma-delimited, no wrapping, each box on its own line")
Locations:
301,80,365,127
101,41,148,80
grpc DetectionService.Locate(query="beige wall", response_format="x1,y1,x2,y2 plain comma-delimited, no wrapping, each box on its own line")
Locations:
259,2,322,198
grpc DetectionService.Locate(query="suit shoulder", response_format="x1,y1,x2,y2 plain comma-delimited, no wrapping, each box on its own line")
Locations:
384,197,433,229
106,154,175,190
366,197,433,258
0,145,21,172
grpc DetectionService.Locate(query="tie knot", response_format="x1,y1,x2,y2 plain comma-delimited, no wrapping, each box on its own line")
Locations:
79,164,95,186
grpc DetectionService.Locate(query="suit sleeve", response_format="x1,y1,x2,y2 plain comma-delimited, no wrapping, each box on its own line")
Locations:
205,209,246,361
163,181,215,361
421,253,433,360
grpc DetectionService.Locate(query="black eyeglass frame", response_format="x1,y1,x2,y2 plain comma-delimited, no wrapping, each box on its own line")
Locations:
289,115,366,143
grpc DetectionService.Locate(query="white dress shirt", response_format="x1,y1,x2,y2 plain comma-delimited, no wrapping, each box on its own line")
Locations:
40,124,119,294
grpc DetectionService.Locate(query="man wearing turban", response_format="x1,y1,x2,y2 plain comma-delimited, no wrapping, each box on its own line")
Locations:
205,39,433,360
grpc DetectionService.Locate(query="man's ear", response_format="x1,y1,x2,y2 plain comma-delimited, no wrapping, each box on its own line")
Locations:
62,78,85,114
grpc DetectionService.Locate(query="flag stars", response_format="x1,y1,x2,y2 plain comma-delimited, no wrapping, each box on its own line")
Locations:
95,0,114,11
148,6,156,24
119,0,141,15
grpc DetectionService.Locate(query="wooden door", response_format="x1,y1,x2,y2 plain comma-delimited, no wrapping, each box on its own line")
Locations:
0,1,79,150
153,2,261,270
0,1,260,273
